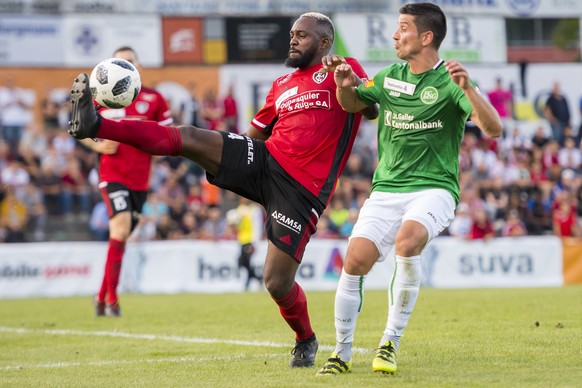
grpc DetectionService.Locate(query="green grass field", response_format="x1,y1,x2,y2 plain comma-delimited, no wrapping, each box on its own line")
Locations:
1,286,581,387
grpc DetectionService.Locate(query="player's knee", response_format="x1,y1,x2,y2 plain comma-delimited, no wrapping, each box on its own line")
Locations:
343,256,371,276
395,235,426,256
263,272,293,300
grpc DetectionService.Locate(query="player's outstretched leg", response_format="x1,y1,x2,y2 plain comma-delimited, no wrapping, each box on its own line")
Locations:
69,73,101,139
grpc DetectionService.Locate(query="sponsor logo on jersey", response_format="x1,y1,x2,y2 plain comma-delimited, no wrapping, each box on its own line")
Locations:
384,110,443,130
271,211,302,234
313,71,328,84
420,86,438,105
278,90,331,112
275,86,298,109
383,77,416,96
277,73,293,86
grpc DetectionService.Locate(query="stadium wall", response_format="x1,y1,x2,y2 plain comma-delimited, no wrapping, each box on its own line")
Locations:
0,236,576,299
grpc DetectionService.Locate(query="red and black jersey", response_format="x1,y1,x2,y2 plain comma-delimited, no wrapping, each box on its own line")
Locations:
98,86,173,191
251,58,367,205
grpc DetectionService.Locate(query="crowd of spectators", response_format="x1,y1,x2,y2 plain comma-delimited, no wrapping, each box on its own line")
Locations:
2,74,582,244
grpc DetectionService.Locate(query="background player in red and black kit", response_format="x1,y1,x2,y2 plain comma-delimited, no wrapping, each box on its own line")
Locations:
80,47,173,317
69,13,378,366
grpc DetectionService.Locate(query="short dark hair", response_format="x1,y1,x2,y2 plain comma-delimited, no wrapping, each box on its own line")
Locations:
400,2,447,50
299,12,335,45
113,46,137,59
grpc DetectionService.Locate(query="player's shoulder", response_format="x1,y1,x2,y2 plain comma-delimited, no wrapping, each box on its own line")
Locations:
273,71,295,87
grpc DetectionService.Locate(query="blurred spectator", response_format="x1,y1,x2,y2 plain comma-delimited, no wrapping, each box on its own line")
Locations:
41,95,61,130
1,160,30,199
557,136,581,170
179,82,201,126
314,215,340,239
174,210,200,239
21,181,47,242
500,126,531,154
186,183,204,213
501,209,528,237
448,202,473,238
222,84,239,134
471,138,497,184
89,201,109,241
157,173,187,222
37,161,65,216
339,208,359,238
201,175,222,207
199,205,228,240
552,191,578,237
482,177,509,222
328,196,349,234
17,125,47,180
530,126,550,150
201,89,224,130
544,81,570,144
61,157,91,217
468,208,495,240
0,188,28,242
525,187,552,235
0,75,35,155
487,77,513,128
541,140,562,182
141,191,169,226
156,212,179,240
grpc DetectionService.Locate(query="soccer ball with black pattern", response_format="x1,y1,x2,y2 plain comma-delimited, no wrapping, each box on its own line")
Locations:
89,57,141,109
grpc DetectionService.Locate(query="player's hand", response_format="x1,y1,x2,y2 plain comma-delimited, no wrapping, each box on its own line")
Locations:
100,139,119,154
320,55,347,73
445,60,471,90
333,63,358,88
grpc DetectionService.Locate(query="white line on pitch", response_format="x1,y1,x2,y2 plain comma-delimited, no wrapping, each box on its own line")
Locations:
0,326,371,354
0,353,281,371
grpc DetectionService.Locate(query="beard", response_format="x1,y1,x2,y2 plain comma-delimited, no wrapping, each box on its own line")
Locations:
284,44,318,69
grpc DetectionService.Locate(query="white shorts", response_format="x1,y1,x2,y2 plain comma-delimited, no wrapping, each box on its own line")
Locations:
349,189,456,261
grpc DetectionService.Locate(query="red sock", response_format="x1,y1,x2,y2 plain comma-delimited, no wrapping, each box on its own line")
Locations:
98,118,182,156
97,275,107,302
104,238,126,304
274,282,314,340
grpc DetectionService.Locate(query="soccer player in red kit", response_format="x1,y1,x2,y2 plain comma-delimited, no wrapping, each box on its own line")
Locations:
80,46,173,317
69,13,377,366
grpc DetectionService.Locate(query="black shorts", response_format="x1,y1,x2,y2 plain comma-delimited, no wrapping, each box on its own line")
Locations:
208,131,325,262
99,182,147,230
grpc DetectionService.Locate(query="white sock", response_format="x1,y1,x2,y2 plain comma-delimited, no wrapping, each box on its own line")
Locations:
333,268,366,361
381,255,422,350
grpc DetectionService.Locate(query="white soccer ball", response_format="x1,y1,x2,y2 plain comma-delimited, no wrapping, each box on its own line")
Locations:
89,57,141,109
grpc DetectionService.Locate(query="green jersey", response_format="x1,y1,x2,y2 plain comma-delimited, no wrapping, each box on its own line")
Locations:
356,60,472,204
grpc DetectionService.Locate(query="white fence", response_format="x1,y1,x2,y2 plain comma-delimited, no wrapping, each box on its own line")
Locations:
0,236,563,299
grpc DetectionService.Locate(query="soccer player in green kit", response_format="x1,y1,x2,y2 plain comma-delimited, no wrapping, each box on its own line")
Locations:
316,2,503,375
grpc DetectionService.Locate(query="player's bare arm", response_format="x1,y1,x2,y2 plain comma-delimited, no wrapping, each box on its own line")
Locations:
320,55,378,119
334,63,370,114
445,60,504,138
80,138,119,154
